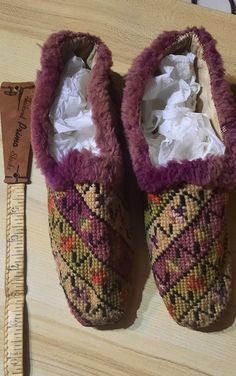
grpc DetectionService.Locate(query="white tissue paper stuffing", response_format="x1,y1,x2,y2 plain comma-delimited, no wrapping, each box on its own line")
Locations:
141,52,225,166
49,56,99,162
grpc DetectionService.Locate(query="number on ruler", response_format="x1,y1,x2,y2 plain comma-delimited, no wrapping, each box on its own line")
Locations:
9,263,20,270
10,234,18,242
10,206,19,214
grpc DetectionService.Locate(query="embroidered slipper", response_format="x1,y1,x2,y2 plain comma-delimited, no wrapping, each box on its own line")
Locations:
31,31,133,326
122,27,236,329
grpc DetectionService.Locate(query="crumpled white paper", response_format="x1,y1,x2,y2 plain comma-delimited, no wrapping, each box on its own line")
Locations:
49,56,99,162
141,52,225,166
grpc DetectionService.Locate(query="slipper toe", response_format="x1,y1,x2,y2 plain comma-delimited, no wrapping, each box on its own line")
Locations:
145,184,231,329
48,183,133,326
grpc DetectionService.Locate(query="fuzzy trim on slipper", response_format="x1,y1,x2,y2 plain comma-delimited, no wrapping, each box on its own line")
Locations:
31,30,122,190
122,27,236,194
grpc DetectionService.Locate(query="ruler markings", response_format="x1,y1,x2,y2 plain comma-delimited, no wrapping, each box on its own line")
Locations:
1,81,34,376
4,184,25,376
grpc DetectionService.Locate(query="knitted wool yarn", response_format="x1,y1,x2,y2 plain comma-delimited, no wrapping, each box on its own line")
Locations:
49,183,132,325
31,31,133,326
122,27,236,329
145,185,230,328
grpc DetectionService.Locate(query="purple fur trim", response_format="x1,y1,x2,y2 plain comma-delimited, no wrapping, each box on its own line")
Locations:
31,31,122,190
122,27,236,193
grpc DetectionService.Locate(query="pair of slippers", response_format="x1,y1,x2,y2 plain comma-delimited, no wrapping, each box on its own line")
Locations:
31,27,236,329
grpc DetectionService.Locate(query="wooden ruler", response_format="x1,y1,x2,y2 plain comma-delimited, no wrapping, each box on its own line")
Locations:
4,184,25,376
0,82,34,376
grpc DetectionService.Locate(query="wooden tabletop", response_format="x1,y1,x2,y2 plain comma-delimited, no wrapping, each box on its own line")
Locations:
1,1,236,375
